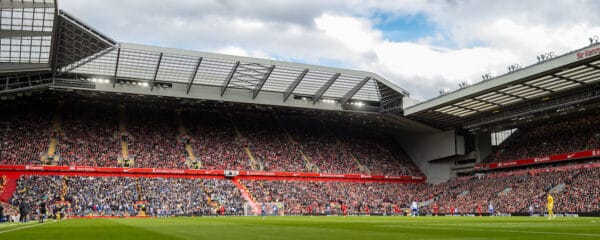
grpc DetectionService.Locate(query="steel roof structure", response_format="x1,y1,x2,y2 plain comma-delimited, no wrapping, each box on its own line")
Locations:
4,0,600,132
404,43,600,129
0,0,54,71
1,0,409,115
65,42,406,104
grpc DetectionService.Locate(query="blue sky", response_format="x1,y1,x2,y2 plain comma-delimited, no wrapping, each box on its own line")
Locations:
59,0,600,100
373,13,435,42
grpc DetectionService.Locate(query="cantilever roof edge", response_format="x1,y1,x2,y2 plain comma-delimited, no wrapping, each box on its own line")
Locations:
119,42,409,97
404,44,600,115
58,10,117,46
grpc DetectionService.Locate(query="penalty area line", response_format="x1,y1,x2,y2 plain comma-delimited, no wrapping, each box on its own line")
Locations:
0,220,56,234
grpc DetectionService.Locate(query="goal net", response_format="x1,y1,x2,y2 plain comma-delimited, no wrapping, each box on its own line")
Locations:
243,202,285,216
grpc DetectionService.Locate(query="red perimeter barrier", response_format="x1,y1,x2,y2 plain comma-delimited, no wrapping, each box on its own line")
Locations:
474,149,600,171
0,165,426,184
0,172,20,202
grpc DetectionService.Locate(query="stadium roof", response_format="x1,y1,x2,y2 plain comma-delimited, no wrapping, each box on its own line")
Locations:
404,43,600,129
64,42,407,105
0,0,55,72
1,0,410,115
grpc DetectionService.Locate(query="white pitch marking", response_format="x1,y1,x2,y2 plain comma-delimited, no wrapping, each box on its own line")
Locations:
0,220,56,234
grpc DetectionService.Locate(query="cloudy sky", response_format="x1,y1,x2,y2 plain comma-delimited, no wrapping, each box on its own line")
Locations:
59,0,600,100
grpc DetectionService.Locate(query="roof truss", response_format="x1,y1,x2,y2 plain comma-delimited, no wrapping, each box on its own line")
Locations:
312,73,340,104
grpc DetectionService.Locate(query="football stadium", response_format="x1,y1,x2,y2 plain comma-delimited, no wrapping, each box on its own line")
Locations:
1,0,600,239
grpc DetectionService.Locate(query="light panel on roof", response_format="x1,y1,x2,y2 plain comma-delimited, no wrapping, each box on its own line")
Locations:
579,72,600,82
439,107,464,115
476,92,501,100
435,106,462,114
448,108,473,115
535,79,569,89
545,82,579,91
551,84,580,92
556,65,588,76
458,100,492,109
513,88,545,98
526,76,554,85
490,94,519,103
501,85,533,95
455,110,477,117
559,67,596,78
500,84,528,92
568,69,600,81
525,91,550,99
526,77,558,87
497,98,521,105
492,95,519,104
476,104,497,112
453,99,476,107
435,105,456,112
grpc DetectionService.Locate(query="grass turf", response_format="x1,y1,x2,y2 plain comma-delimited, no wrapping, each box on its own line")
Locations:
1,216,599,240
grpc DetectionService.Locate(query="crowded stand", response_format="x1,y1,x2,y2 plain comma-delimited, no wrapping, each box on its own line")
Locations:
126,106,183,169
2,99,599,220
232,112,307,172
486,113,600,163
9,176,246,218
240,166,600,216
334,127,421,176
417,164,600,215
278,115,359,174
0,100,423,176
181,110,250,170
3,164,600,219
556,167,600,213
58,102,120,167
0,102,52,166
141,177,245,216
243,180,414,215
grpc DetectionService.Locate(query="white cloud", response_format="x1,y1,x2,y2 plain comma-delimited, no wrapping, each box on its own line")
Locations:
58,0,600,100
214,46,273,59
310,14,520,99
315,14,381,53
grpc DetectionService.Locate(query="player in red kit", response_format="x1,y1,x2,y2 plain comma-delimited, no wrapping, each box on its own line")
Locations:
393,204,400,216
341,204,348,217
433,203,439,216
219,205,225,216
365,205,369,216
477,204,482,216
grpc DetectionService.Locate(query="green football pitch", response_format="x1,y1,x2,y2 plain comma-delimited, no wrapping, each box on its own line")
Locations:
1,216,599,240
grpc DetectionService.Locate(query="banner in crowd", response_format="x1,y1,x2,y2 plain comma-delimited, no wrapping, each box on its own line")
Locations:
485,162,600,178
0,165,426,183
474,149,600,171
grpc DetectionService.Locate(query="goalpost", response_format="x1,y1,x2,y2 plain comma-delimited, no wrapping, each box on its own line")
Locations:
244,202,285,216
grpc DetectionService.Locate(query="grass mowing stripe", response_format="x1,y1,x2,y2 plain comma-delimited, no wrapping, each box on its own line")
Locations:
0,220,55,234
377,224,600,238
0,216,598,240
106,218,190,240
